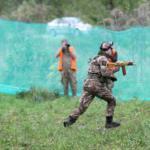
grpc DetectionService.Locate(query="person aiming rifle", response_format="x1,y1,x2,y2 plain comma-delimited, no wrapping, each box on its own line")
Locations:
63,42,133,128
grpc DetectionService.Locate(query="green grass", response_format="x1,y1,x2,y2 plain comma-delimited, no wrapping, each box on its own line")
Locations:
0,94,149,150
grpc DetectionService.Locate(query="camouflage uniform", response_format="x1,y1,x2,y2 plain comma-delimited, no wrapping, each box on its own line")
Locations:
105,79,114,92
61,50,77,96
105,66,120,91
70,55,116,119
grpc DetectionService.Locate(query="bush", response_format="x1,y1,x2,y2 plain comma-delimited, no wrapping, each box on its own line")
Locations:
16,87,60,101
11,1,51,22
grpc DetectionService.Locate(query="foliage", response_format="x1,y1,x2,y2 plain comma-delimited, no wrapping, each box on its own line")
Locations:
16,87,60,102
0,0,149,27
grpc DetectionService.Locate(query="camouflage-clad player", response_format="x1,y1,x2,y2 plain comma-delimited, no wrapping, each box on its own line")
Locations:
99,42,120,92
64,42,120,128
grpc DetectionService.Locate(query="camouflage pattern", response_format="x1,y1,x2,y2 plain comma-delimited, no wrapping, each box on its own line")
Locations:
70,55,116,119
61,49,77,96
105,79,114,92
106,65,120,91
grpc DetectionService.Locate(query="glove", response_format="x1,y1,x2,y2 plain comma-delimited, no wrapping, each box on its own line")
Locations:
110,76,117,81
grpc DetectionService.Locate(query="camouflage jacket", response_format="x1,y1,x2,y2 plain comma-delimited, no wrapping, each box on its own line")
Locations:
88,55,116,81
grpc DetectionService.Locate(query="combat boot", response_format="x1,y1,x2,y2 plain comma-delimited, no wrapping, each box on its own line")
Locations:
105,116,120,129
63,116,76,127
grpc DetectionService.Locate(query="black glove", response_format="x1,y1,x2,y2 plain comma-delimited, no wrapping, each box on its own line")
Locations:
110,76,117,81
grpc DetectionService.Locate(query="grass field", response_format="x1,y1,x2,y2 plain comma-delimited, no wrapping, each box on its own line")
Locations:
0,94,150,150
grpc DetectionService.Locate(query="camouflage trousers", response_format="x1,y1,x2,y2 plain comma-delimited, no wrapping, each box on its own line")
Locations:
70,78,116,119
61,70,77,96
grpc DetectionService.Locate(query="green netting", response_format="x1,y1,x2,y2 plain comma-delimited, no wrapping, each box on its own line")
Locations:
0,19,149,100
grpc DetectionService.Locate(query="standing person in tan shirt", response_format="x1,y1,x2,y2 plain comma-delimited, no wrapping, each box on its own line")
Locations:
56,39,77,96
